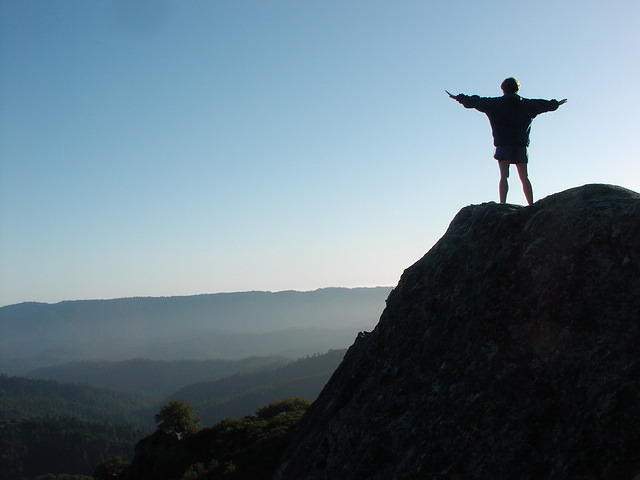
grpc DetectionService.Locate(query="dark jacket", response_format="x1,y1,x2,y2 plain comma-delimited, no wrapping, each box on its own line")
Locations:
455,93,560,146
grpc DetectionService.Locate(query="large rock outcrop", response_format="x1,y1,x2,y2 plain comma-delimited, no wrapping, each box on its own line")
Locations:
275,184,640,480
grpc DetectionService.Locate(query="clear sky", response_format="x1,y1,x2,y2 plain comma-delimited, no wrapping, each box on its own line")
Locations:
1,0,638,306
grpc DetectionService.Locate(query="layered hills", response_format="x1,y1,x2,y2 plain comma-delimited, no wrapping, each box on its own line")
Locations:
0,287,391,374
276,184,640,479
165,349,345,425
0,375,149,425
1,350,345,479
27,356,288,396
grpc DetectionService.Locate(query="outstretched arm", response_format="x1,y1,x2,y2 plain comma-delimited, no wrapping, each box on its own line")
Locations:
528,98,568,115
446,90,493,112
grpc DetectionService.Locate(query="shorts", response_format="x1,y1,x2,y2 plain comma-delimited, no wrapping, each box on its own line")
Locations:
494,146,528,164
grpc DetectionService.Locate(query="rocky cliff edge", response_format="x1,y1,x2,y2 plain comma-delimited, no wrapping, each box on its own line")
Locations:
275,184,640,480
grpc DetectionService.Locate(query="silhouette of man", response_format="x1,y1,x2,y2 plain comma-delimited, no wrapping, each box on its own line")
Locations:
447,78,566,205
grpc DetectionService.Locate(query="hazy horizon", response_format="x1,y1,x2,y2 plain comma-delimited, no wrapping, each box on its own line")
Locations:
0,286,392,375
0,284,393,308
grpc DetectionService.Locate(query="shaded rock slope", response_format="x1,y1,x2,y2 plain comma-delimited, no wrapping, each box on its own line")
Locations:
275,184,640,480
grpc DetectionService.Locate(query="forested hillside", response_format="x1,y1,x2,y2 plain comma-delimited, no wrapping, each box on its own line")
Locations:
121,398,311,480
0,417,140,480
0,375,151,426
0,349,347,478
27,356,287,396
165,349,345,425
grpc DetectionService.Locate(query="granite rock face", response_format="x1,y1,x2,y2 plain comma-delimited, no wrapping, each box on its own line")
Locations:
275,184,640,480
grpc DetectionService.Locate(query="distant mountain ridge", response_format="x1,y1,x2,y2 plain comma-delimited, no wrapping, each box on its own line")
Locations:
1,288,391,329
0,287,392,374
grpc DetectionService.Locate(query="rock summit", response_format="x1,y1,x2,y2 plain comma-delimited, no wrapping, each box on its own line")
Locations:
276,184,640,480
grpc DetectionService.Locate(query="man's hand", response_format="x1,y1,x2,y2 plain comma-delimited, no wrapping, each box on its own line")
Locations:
558,98,568,106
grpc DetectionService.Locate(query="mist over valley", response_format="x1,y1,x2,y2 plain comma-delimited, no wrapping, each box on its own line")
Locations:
0,287,391,375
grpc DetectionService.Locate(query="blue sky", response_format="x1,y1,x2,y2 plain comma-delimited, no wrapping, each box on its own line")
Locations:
1,0,638,306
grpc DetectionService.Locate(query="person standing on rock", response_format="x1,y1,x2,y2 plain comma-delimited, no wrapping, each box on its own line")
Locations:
446,78,566,205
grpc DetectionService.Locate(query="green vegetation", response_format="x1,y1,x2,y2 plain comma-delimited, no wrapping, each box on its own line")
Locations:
0,375,143,479
0,350,344,479
27,356,288,397
182,398,310,479
0,375,152,427
0,417,140,480
256,398,310,420
155,401,201,435
122,398,311,480
166,349,345,425
93,456,129,480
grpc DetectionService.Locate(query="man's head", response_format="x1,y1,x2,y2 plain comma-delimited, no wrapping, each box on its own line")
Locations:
501,77,520,94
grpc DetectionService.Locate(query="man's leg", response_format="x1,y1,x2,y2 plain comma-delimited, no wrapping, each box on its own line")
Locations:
498,161,510,203
516,163,533,206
